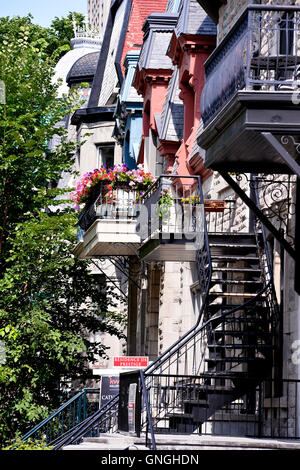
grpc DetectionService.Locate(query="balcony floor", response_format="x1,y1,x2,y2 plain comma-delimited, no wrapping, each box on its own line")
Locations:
198,91,300,174
139,234,198,262
73,218,141,259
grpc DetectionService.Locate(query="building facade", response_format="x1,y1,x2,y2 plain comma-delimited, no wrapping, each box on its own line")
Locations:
87,0,110,33
22,0,300,447
57,0,300,441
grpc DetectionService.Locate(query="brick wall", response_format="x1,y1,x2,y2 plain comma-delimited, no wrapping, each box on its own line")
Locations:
120,0,169,73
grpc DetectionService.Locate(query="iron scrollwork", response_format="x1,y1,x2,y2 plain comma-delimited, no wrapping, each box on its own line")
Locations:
234,173,296,250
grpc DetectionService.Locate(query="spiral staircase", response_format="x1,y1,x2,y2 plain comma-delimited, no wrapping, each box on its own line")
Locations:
164,229,276,434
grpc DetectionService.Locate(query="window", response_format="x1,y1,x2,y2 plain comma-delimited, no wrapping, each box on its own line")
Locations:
279,12,294,56
98,144,115,169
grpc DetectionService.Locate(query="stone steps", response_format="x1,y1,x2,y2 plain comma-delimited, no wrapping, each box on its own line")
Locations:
63,432,300,450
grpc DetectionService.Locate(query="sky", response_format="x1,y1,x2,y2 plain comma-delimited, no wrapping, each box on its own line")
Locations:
0,0,87,27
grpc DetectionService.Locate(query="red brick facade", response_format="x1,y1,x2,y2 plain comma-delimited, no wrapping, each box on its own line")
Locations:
121,0,168,74
167,32,216,180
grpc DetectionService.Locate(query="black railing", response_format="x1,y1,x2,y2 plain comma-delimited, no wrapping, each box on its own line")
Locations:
201,5,300,126
140,175,212,376
50,177,291,447
78,181,140,233
20,388,100,446
136,184,281,445
140,374,300,439
140,175,203,243
51,395,119,450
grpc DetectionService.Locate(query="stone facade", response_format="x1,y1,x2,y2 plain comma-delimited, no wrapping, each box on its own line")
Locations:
87,0,110,34
198,0,300,439
218,0,300,43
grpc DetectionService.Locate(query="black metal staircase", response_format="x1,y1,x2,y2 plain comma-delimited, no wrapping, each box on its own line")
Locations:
164,228,276,434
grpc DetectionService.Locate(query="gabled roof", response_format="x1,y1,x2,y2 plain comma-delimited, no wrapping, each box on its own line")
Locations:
88,0,129,108
87,0,171,113
120,51,143,106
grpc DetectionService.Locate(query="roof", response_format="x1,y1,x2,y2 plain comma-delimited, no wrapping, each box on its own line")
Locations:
88,0,129,109
120,51,143,105
166,0,182,13
196,0,226,24
53,47,100,97
175,0,217,37
159,68,184,142
137,13,178,72
66,52,100,85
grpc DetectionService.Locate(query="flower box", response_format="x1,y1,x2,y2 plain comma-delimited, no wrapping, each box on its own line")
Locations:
204,200,226,212
70,164,155,208
180,196,226,213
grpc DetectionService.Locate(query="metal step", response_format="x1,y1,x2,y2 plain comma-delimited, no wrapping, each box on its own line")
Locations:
208,292,263,299
200,371,249,378
216,316,270,323
166,412,194,419
207,304,267,313
210,279,263,286
208,344,273,350
211,255,259,262
184,400,209,411
212,267,261,274
211,330,271,337
206,357,269,363
210,243,257,249
208,233,256,244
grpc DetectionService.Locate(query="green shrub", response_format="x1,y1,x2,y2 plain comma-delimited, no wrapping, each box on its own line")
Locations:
2,437,53,450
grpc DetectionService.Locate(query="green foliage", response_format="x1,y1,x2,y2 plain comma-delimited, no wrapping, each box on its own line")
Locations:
2,437,53,450
157,189,174,218
48,12,85,60
0,211,125,444
0,16,125,445
0,12,85,62
0,17,82,258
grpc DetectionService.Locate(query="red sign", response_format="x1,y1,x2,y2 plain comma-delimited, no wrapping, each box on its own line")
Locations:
113,356,148,368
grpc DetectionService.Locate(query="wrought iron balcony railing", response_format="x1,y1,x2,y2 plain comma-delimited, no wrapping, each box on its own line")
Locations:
78,182,140,235
201,5,300,127
140,175,202,242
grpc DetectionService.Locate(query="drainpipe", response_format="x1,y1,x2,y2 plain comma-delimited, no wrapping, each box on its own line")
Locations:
249,173,256,233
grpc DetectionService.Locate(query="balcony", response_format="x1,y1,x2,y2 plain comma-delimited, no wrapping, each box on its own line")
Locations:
73,182,141,259
199,5,300,175
139,175,226,262
73,175,229,262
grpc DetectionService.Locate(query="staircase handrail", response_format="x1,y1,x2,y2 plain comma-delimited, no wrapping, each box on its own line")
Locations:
51,394,119,450
142,174,212,375
142,177,276,377
139,370,156,450
44,177,277,447
20,388,99,442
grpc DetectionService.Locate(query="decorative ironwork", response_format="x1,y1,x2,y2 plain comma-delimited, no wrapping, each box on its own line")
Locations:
201,5,300,126
234,173,296,251
281,135,300,155
78,182,140,232
136,196,280,443
51,395,119,450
